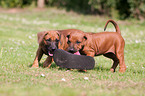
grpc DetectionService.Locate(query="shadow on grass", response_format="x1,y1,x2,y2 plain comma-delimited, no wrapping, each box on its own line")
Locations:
93,66,110,72
29,62,144,74
28,62,58,68
28,64,33,68
71,66,111,73
29,62,111,73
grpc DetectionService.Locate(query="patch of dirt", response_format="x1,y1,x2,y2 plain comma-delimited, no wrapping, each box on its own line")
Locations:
0,8,23,13
0,8,47,13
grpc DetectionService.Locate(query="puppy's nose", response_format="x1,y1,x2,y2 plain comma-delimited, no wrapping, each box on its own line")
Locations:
52,49,55,51
68,48,75,53
52,47,57,51
69,48,74,51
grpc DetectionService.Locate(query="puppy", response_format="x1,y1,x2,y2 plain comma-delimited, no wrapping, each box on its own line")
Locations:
66,20,126,73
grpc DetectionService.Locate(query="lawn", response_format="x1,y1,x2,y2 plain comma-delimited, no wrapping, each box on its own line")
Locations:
0,8,145,96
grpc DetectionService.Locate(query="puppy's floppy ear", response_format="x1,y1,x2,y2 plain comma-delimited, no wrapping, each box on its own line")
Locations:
58,34,66,49
56,31,61,42
82,35,87,45
44,33,48,37
83,35,87,40
37,31,47,44
66,35,70,39
57,31,60,36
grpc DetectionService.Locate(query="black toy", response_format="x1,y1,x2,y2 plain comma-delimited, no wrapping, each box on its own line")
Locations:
53,49,95,70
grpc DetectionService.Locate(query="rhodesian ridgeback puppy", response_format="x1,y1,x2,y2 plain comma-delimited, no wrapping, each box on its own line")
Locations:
66,20,126,73
31,29,83,68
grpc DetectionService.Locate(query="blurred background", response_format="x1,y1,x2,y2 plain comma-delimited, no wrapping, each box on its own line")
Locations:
0,0,145,20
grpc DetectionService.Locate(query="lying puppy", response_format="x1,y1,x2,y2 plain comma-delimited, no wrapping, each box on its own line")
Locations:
66,20,126,73
31,29,83,68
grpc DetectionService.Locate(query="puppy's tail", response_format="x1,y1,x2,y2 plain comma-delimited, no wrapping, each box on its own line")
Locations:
104,19,121,34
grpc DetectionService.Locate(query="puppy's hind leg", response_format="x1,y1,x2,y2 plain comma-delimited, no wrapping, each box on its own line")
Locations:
103,52,119,72
116,42,126,73
116,50,126,73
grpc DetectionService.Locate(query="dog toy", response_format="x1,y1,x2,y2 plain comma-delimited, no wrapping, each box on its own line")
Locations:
53,49,95,70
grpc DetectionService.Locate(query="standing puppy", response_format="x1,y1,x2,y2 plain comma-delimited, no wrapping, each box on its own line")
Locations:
31,31,62,68
67,20,126,73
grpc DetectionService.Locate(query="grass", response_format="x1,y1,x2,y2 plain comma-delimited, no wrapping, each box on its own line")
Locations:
0,8,145,96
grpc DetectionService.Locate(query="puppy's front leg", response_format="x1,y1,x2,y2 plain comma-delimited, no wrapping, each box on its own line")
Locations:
43,56,53,68
32,47,43,68
86,51,95,57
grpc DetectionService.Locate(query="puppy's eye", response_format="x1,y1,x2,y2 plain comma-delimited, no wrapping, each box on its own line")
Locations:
46,38,51,41
76,41,81,44
67,40,71,44
55,39,59,42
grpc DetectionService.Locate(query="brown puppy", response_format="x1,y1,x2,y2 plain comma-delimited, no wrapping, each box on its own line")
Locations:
31,29,83,68
67,20,126,73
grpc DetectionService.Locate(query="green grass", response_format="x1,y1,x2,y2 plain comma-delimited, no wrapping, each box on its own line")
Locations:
0,8,145,96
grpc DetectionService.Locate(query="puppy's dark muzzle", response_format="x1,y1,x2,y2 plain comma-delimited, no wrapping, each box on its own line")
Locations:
68,48,77,53
51,48,56,52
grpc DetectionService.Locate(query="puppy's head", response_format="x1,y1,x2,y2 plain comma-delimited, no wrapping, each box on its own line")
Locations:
43,31,60,56
66,31,87,54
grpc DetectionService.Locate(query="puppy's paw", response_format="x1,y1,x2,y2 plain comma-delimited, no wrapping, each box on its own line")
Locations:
110,68,115,73
43,63,51,68
31,63,39,68
119,67,126,73
78,69,87,72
